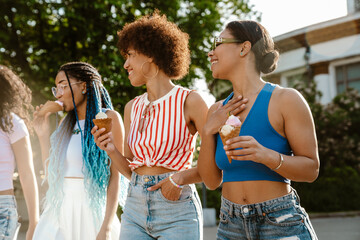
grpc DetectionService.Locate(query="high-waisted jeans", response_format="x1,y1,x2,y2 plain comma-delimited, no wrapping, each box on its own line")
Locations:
217,189,318,240
120,172,203,240
0,195,19,240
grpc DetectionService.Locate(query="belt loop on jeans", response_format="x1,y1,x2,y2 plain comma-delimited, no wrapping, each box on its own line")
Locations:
229,203,234,218
291,187,301,204
131,172,137,185
255,204,265,219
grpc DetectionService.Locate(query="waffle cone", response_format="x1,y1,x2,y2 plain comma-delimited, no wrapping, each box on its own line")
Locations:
92,118,112,134
38,101,63,116
219,126,241,164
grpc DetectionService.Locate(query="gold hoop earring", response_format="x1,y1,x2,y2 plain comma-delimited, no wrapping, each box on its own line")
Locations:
141,61,159,79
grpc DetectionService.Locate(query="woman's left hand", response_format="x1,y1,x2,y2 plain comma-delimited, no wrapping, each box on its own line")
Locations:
96,227,111,240
224,136,268,164
147,178,182,201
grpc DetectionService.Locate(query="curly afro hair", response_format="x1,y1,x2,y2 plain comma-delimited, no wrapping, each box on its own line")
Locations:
117,11,190,80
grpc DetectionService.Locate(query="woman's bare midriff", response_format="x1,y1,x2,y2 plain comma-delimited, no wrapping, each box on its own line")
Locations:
222,181,291,205
0,189,14,195
135,166,175,176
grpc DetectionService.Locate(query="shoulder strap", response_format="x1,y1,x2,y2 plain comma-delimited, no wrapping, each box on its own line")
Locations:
223,92,234,106
251,82,276,116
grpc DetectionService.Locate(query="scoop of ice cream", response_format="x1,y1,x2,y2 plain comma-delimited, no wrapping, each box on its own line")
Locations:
95,112,108,119
225,115,241,127
55,100,63,107
220,124,235,136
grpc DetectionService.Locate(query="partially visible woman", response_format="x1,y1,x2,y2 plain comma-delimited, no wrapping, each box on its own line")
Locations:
0,65,39,240
32,62,122,240
198,20,319,240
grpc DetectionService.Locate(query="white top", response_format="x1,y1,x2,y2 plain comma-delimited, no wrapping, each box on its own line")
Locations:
64,120,85,178
0,113,29,191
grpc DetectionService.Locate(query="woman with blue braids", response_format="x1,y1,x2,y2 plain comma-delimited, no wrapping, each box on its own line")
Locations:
32,62,122,239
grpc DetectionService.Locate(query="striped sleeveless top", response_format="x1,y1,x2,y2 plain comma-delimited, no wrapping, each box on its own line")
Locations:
128,86,198,171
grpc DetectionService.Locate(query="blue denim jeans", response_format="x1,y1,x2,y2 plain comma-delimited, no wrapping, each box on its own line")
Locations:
217,189,318,240
0,196,19,240
120,172,203,240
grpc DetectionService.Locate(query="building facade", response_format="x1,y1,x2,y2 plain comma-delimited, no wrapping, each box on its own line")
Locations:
266,0,360,104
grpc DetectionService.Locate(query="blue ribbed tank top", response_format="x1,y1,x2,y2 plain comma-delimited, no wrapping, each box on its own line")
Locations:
215,83,292,183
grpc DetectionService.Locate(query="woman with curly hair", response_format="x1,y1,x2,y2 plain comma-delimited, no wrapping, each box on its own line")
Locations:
0,65,39,240
93,11,244,240
198,20,319,239
32,62,123,239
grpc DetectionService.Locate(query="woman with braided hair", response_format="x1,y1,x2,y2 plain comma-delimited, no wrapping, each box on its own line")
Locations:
32,62,122,239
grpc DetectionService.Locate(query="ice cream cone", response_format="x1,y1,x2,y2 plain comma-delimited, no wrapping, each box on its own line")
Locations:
92,118,112,134
219,126,241,164
38,101,63,116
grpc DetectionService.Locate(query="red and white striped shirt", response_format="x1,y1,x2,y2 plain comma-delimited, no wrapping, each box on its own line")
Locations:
128,86,197,171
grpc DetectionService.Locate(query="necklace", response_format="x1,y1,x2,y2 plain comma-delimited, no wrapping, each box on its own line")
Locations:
72,128,81,135
138,103,153,133
243,83,265,99
72,120,85,135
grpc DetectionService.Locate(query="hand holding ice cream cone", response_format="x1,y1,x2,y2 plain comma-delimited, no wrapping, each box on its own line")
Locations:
37,100,64,117
219,115,242,163
92,112,112,134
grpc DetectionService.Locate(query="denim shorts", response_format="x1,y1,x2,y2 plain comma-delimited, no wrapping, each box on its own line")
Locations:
120,172,203,240
217,189,318,240
0,195,19,240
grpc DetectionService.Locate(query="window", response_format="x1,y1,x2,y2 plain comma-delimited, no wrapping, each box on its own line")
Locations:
335,62,360,93
286,73,307,88
356,0,360,11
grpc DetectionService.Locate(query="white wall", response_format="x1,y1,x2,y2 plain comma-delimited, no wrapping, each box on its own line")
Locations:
274,34,360,74
314,74,331,104
274,34,360,104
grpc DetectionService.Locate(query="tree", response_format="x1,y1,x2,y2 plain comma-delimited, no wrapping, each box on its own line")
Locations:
0,0,260,112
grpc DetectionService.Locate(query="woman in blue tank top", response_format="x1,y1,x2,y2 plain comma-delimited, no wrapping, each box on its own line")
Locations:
198,20,319,239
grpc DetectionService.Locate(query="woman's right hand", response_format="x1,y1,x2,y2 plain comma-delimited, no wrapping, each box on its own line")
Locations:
204,95,248,135
33,104,52,139
91,126,116,154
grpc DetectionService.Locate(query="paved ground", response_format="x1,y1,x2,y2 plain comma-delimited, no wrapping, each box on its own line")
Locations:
18,215,360,239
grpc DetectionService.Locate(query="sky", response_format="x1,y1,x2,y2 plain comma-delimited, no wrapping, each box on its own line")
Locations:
196,0,349,105
246,0,348,37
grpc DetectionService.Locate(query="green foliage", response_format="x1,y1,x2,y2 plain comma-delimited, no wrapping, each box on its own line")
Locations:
293,80,360,212
293,166,360,212
196,184,222,217
0,0,259,113
294,81,360,174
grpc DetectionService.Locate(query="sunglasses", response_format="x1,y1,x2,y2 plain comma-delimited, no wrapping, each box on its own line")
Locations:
213,37,243,51
51,82,82,98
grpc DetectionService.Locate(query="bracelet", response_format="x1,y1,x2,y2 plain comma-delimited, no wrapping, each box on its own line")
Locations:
169,175,183,189
272,153,284,171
